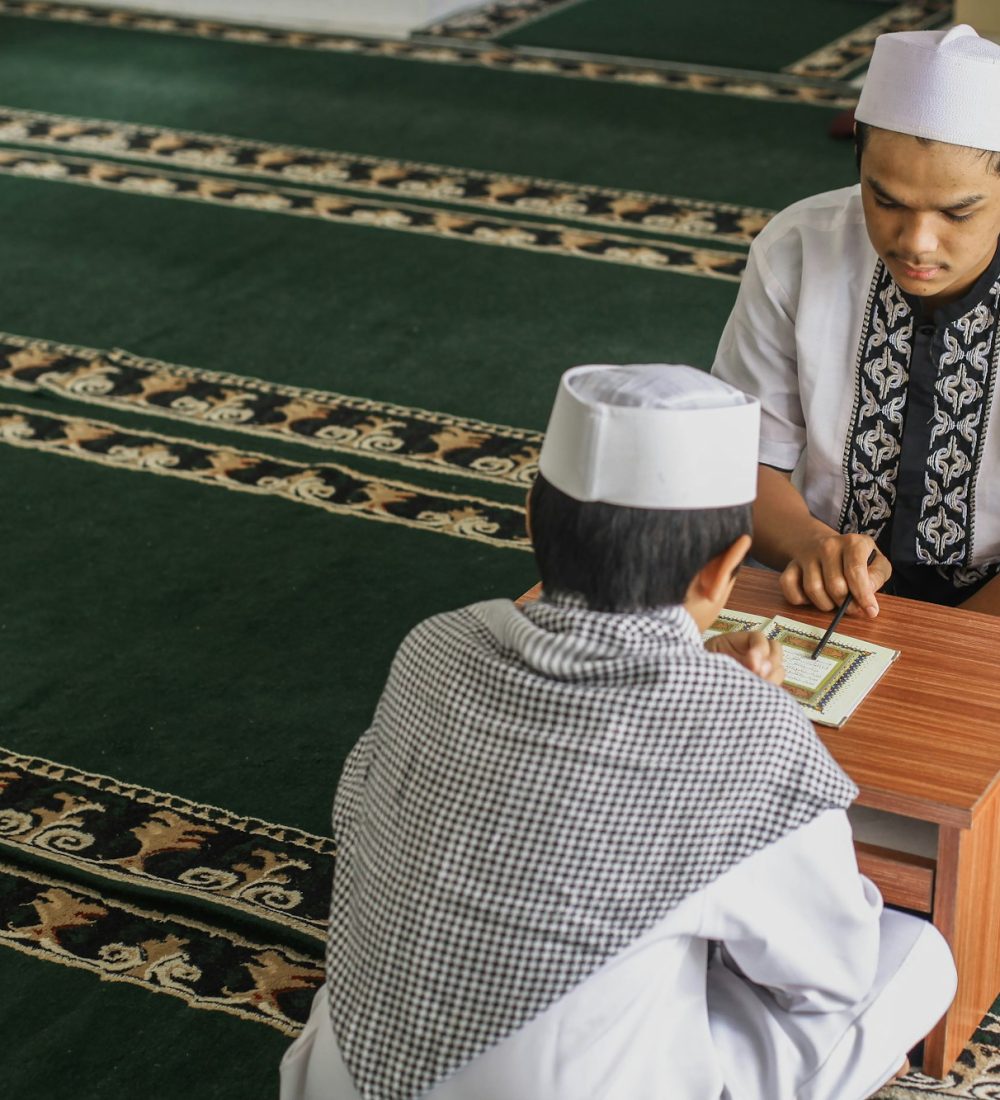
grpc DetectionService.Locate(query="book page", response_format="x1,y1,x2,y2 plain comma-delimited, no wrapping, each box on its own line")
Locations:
781,645,841,695
765,616,899,727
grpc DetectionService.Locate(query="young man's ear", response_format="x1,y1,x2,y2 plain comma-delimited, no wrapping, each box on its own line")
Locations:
689,534,752,606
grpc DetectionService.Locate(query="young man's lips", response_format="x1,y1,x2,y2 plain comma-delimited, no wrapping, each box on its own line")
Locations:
900,264,941,280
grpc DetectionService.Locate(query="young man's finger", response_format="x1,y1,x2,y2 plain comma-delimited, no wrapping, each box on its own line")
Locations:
780,560,808,605
868,550,893,590
800,557,838,611
842,541,880,616
817,543,851,604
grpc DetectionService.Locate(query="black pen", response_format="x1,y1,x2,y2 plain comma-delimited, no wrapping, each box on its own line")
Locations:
810,549,878,660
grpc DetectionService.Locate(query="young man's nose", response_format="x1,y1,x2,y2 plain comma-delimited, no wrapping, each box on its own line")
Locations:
896,213,940,261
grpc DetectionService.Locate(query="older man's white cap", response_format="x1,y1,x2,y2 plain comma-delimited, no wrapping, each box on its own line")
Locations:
855,24,1000,152
537,364,759,510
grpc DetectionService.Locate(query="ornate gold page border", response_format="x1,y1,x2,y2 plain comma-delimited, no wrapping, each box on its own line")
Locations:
0,403,530,550
0,106,771,246
0,859,322,1035
0,149,748,281
0,1,857,107
0,748,335,939
783,0,948,80
0,332,542,489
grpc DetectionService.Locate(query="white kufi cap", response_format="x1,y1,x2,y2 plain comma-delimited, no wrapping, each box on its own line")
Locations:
856,25,1000,152
538,364,760,509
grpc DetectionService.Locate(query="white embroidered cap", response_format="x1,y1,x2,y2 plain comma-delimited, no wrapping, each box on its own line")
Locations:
856,24,1000,152
538,364,760,509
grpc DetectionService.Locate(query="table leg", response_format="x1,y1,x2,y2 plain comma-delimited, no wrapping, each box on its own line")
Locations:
923,798,1000,1076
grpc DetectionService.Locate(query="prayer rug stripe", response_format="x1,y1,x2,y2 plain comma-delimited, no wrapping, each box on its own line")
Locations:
0,859,321,1036
876,994,1000,1096
0,747,334,939
0,2,858,107
417,0,587,41
0,403,530,551
782,0,948,79
0,106,772,246
0,332,543,489
0,149,748,281
0,856,998,1088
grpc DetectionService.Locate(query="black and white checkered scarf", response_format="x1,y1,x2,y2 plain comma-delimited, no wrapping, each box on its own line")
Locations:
327,594,857,1100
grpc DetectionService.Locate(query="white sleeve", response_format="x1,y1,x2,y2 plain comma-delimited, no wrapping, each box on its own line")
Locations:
698,809,882,1013
711,234,807,472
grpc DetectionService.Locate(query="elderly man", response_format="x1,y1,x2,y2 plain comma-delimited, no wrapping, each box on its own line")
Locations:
280,364,954,1100
714,25,1000,616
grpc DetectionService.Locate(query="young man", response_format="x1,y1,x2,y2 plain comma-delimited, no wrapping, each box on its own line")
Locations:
280,364,954,1100
713,25,1000,616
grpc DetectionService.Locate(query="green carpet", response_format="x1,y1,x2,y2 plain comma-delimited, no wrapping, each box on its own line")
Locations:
500,0,901,70
0,2,989,1097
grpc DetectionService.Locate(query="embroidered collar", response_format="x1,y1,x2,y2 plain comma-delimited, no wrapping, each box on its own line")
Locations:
840,244,1000,582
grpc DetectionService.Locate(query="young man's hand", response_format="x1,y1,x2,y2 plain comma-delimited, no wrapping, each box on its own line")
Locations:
705,630,785,685
780,532,891,617
751,468,891,617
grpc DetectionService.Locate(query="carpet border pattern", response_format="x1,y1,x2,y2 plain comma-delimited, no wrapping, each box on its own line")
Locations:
0,403,531,550
783,1,950,80
0,106,772,246
0,858,322,1035
0,1,858,107
417,0,585,40
0,748,335,938
0,332,543,489
0,149,749,281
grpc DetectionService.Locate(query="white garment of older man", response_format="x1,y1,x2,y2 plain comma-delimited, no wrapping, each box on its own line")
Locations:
281,594,955,1100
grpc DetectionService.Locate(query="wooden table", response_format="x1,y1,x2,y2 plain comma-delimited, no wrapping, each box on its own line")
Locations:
517,570,1000,1076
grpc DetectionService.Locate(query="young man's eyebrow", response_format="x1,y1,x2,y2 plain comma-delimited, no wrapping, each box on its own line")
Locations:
866,177,899,203
944,192,986,211
865,176,986,211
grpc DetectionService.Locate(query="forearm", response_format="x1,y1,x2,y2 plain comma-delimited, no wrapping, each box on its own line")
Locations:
751,464,835,570
960,572,1000,616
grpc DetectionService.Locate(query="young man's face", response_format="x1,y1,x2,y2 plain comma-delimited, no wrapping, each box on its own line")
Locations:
860,126,1000,309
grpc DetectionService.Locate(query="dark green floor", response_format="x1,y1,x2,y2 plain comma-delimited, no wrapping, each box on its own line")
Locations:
0,944,289,1100
0,16,860,209
0,2,879,1095
501,0,896,69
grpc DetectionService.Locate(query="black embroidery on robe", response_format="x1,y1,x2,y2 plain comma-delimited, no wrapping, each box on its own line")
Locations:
839,262,1000,586
839,262,913,538
920,289,1000,568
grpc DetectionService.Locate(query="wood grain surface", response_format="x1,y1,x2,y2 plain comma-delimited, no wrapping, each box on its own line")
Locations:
729,567,1000,828
854,842,934,913
926,802,1000,1073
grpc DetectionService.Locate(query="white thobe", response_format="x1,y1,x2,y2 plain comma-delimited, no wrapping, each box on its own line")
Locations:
279,809,955,1100
711,184,1000,570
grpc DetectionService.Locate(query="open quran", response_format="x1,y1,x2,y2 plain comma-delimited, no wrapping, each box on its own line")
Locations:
705,611,900,728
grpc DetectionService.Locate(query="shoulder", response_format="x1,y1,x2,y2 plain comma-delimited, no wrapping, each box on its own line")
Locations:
752,186,865,267
396,601,509,659
738,186,869,313
757,185,864,246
